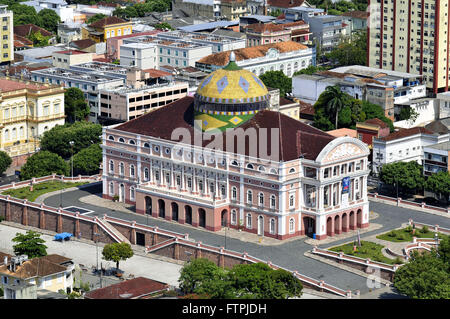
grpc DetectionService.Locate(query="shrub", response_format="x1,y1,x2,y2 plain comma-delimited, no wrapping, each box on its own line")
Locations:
388,231,397,237
394,257,404,264
405,226,413,233
421,226,429,234
396,234,405,241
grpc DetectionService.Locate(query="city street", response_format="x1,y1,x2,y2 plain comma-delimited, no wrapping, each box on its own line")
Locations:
40,183,449,297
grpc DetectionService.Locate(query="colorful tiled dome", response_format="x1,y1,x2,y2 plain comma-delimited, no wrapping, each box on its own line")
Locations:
194,52,270,132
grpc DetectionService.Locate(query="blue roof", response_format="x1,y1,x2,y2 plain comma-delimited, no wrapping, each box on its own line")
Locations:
241,15,276,23
54,232,73,240
178,21,239,32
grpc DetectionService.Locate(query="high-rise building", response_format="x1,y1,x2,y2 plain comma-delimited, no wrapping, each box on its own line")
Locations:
0,5,13,65
367,0,449,94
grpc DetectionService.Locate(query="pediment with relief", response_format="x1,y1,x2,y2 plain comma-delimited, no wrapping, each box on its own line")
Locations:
323,143,364,163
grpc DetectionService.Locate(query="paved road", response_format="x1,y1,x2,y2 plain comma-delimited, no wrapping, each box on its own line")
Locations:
42,183,450,297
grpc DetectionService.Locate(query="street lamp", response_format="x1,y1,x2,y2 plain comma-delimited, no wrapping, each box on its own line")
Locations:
435,233,440,258
69,141,75,178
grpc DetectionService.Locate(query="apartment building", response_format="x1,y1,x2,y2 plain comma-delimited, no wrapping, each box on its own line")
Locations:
172,0,248,20
244,21,311,47
120,43,157,69
367,0,449,93
52,49,94,68
98,81,189,123
0,5,13,65
423,141,450,175
195,41,315,77
0,77,65,165
292,65,426,120
30,67,124,122
22,0,74,23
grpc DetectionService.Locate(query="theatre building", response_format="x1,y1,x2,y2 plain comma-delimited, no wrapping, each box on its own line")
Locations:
101,53,370,240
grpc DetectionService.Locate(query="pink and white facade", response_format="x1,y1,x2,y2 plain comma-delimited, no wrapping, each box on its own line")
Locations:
101,114,370,240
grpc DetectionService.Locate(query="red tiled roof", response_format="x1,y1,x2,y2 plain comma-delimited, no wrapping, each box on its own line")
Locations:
142,68,172,78
114,96,335,161
246,23,287,33
14,24,53,37
107,30,161,41
88,16,128,29
197,41,308,66
328,128,357,138
14,34,33,46
364,118,388,129
84,277,168,299
268,0,305,8
341,11,369,19
71,38,96,50
54,50,89,55
0,257,68,279
380,127,434,142
0,78,51,93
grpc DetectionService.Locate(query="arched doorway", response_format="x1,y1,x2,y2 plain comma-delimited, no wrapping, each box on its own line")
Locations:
171,202,179,221
349,211,356,230
342,213,348,232
185,206,192,225
327,217,333,236
119,184,125,202
257,216,264,236
198,209,206,228
145,197,152,215
334,215,341,235
221,210,228,228
303,216,315,238
357,209,363,228
158,199,165,218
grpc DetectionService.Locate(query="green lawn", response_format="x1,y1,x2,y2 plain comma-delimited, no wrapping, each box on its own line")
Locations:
328,241,402,265
376,226,445,243
2,181,88,202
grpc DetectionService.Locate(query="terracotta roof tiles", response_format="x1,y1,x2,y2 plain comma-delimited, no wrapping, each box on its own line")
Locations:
381,127,435,142
88,16,128,29
84,277,168,299
14,24,53,37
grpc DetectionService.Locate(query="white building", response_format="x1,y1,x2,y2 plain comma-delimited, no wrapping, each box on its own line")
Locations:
195,41,315,77
394,98,438,129
436,92,450,119
120,43,157,70
22,0,74,23
372,127,450,175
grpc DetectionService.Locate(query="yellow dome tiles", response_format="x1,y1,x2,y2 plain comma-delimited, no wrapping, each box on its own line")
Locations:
196,68,269,102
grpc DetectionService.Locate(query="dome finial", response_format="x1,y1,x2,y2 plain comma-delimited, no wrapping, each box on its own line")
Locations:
230,51,235,62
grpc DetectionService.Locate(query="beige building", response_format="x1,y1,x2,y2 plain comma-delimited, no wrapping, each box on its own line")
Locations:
0,77,65,166
0,254,75,299
0,5,13,65
52,49,94,69
172,0,248,20
367,0,449,93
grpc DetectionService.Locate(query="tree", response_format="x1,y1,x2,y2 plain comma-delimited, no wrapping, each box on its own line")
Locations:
40,121,102,159
72,143,102,175
425,171,450,204
259,70,292,97
438,235,450,265
293,65,329,76
12,230,47,258
37,8,60,33
87,13,107,25
380,161,425,195
361,101,394,132
319,85,350,130
398,106,419,123
394,250,450,299
64,87,90,123
28,31,51,47
102,242,134,270
153,22,174,31
0,151,12,176
325,31,367,67
20,151,69,180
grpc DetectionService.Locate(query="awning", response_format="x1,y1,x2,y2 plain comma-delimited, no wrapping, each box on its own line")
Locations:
54,232,73,240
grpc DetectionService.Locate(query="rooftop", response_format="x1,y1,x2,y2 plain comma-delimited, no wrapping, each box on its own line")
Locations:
0,255,70,280
0,77,58,93
425,141,450,151
31,67,124,83
14,24,53,38
178,20,239,32
84,277,169,299
380,127,435,142
268,0,306,8
327,128,357,138
197,41,309,66
341,10,369,20
88,16,129,29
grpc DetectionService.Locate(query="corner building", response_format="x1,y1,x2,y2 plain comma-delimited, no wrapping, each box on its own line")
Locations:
101,54,370,240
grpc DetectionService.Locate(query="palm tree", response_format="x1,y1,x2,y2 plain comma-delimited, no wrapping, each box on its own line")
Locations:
321,85,349,129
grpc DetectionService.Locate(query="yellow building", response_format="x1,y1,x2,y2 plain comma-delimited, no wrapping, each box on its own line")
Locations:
82,16,132,43
367,0,449,93
0,5,13,65
0,254,75,299
0,76,65,166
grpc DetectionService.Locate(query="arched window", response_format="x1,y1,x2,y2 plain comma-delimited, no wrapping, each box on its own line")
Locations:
130,187,135,201
270,218,275,234
129,140,136,145
231,210,237,225
258,193,264,206
301,60,306,67
289,168,296,174
246,213,252,229
246,163,254,170
143,142,150,148
144,167,149,181
109,160,114,172
119,162,124,175
231,186,237,200
118,137,125,143
108,135,115,141
4,129,9,141
247,190,253,204
289,194,295,207
270,168,278,174
199,180,203,192
289,218,295,233
12,128,17,139
155,170,160,181
210,182,215,194
270,194,276,208
109,182,114,195
19,126,24,137
258,166,265,172
130,165,135,177
231,160,239,166
221,185,226,196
